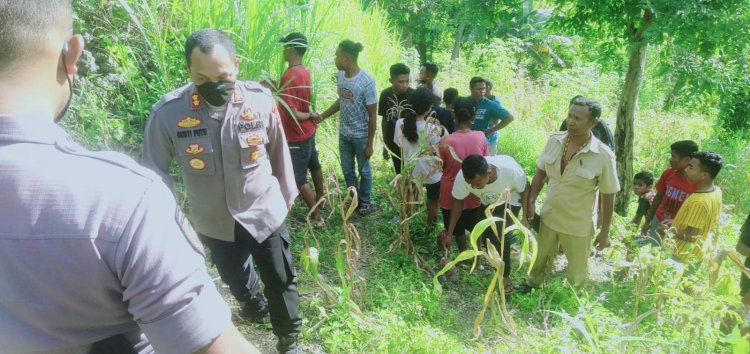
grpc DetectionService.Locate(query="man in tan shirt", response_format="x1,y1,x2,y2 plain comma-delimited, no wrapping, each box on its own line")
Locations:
519,97,620,292
142,29,301,353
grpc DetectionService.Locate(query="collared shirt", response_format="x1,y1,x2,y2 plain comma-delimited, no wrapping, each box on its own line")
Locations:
536,131,620,237
336,70,377,138
142,81,298,243
0,113,230,353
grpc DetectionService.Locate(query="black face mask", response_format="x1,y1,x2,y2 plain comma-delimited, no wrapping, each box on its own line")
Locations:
55,47,74,123
196,81,235,107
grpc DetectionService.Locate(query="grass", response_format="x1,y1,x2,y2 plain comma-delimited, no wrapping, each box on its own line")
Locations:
65,1,750,353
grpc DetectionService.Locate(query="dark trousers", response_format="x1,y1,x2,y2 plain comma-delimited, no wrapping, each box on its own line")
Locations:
386,141,402,175
202,222,301,337
479,204,521,278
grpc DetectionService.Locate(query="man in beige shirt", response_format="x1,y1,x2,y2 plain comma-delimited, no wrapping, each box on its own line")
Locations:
519,97,620,292
142,29,301,353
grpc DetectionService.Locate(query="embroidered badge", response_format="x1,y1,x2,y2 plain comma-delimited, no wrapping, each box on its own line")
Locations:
232,89,243,104
240,108,256,121
190,92,202,109
185,144,205,155
249,149,263,162
188,158,206,170
177,116,202,129
246,133,263,146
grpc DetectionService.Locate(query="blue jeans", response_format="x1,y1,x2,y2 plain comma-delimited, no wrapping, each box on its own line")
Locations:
339,134,372,204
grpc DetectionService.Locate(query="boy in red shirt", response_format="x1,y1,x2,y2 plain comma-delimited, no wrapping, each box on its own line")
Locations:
279,32,325,226
640,140,699,245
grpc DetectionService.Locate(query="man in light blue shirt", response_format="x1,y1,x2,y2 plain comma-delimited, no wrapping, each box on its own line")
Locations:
469,77,515,155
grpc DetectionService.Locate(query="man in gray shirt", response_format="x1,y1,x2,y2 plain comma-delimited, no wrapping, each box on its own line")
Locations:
0,1,257,353
142,29,301,353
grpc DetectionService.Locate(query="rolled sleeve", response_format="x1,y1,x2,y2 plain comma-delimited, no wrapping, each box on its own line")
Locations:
116,182,231,354
598,154,620,194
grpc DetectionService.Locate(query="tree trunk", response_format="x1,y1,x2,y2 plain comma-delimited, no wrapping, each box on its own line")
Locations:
614,43,648,215
416,39,428,64
451,21,466,61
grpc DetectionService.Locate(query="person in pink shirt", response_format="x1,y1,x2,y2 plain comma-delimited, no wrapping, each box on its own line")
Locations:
438,97,489,252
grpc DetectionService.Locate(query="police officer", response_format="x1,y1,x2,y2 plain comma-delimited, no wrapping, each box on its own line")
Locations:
0,1,257,353
142,29,301,354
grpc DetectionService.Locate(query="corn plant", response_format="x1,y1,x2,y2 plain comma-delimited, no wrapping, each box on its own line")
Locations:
433,189,538,338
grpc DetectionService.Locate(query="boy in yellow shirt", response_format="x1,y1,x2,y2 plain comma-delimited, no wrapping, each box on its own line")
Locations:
659,151,723,260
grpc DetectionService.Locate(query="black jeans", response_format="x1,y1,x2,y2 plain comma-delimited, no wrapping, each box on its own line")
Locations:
478,204,521,278
202,222,301,337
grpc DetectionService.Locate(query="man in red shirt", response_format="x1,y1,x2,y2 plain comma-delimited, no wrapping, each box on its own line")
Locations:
279,32,325,226
639,140,699,244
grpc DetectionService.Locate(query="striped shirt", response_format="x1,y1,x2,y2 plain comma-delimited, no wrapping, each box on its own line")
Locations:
673,187,722,260
336,70,377,138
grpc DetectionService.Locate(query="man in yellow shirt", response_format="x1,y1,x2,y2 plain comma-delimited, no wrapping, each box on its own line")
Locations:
660,151,723,260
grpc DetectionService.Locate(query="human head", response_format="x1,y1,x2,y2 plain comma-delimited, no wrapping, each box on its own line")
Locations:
443,88,458,107
632,171,654,196
280,32,308,61
469,77,486,100
184,29,239,106
485,79,494,97
462,155,491,189
453,97,476,126
0,0,84,121
566,96,602,137
686,151,723,183
669,140,699,171
335,39,363,71
389,63,410,94
419,62,438,85
409,87,435,117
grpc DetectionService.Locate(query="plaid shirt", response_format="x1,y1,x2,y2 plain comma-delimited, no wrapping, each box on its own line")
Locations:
336,70,377,138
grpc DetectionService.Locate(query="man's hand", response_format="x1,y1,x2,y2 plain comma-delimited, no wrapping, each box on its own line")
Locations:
383,148,390,160
310,112,322,124
594,230,610,250
437,230,452,251
364,145,374,159
484,129,494,138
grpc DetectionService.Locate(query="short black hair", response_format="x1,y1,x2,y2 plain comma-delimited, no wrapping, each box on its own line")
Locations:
485,79,494,90
184,29,237,67
470,77,485,89
443,88,458,106
422,62,438,76
0,0,73,73
569,95,584,105
454,97,477,123
570,96,602,120
670,140,699,158
690,151,723,180
633,171,654,186
390,63,410,78
338,39,364,59
280,32,308,56
462,155,489,179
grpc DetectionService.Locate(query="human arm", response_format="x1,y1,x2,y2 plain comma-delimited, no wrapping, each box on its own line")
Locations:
378,91,390,159
267,98,299,209
195,324,259,354
520,179,531,228
737,217,750,256
486,113,515,136
442,198,466,250
526,168,547,225
366,103,377,159
317,99,340,122
594,193,615,250
141,111,176,190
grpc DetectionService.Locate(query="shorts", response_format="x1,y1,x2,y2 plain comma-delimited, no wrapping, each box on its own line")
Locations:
425,181,440,201
441,207,480,237
287,134,321,186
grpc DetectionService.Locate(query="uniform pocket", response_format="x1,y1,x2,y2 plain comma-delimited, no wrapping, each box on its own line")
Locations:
575,167,596,179
176,138,216,175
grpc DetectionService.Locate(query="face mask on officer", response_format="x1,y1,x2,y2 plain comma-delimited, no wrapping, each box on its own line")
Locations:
196,80,235,107
55,43,74,123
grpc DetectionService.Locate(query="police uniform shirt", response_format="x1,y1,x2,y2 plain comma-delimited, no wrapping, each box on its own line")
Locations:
0,113,231,353
142,81,298,242
536,131,620,237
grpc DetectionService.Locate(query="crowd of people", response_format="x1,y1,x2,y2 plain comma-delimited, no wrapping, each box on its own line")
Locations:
1,1,746,352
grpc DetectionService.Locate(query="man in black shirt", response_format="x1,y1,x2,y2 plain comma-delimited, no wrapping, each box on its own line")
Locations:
379,63,414,175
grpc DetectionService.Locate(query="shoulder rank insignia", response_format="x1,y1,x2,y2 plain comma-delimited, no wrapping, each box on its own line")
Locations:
232,88,244,104
190,92,203,109
177,116,202,129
